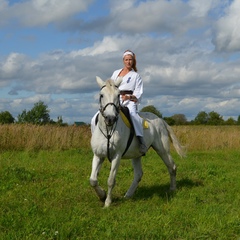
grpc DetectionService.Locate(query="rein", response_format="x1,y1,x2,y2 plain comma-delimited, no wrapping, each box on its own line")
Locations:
98,84,120,162
98,120,118,162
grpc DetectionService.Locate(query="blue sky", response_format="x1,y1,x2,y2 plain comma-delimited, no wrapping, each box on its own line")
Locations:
0,0,240,124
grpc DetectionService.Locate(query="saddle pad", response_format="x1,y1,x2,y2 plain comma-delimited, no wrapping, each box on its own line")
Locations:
120,111,148,129
119,110,131,128
142,119,149,128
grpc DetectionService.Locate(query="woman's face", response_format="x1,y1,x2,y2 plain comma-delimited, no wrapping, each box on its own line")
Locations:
123,55,133,69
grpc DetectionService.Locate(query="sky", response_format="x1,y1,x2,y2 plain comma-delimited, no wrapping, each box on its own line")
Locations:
0,0,240,124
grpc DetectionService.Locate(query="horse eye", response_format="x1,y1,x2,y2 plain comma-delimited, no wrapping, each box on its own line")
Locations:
100,94,103,98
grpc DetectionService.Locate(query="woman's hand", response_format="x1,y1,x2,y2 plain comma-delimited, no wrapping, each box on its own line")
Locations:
122,94,137,102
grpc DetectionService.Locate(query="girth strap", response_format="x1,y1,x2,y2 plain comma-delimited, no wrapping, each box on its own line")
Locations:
122,126,134,157
120,107,135,157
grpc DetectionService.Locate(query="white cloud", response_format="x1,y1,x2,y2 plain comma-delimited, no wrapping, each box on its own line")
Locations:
111,0,191,34
0,0,93,27
109,0,134,15
205,98,239,115
213,0,240,52
97,0,221,35
1,53,26,76
74,36,122,56
189,0,216,17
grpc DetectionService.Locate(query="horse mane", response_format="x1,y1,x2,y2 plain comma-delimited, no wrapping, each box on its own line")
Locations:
105,79,116,88
102,79,119,95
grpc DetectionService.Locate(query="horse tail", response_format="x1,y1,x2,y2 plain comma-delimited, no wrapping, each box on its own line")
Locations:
163,120,186,158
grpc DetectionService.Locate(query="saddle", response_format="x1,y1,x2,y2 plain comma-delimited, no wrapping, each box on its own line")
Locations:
119,106,133,128
95,106,133,128
119,107,149,129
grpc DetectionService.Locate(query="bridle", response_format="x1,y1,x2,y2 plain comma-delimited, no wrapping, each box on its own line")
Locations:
99,85,120,121
99,102,120,121
98,84,121,161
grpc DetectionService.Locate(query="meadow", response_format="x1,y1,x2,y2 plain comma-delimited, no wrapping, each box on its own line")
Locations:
0,125,240,239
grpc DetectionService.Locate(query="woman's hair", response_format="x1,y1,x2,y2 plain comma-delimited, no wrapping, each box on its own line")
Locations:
123,49,138,72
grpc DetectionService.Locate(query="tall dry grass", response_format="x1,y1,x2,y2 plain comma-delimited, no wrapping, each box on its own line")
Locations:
173,125,240,151
0,124,91,151
0,124,240,151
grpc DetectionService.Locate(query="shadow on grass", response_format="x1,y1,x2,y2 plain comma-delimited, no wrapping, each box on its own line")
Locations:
104,177,204,206
128,177,204,202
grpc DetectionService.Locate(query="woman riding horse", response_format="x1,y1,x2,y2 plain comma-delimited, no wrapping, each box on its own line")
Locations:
91,50,147,154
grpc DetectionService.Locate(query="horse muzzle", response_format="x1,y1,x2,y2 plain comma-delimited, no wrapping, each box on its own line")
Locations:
104,115,118,126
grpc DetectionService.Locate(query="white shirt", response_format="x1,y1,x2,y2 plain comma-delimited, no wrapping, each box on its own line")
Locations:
111,69,143,102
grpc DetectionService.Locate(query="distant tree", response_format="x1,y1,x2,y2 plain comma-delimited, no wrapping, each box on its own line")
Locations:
55,116,68,126
163,117,175,126
140,105,162,118
0,111,15,124
57,116,63,125
194,111,208,125
171,114,187,125
237,115,240,125
17,109,28,123
224,117,236,125
17,101,51,124
207,111,224,125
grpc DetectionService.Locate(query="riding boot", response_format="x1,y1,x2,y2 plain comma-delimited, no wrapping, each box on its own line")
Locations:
137,136,147,155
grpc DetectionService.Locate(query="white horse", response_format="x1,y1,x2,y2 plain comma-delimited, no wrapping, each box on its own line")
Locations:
90,76,185,207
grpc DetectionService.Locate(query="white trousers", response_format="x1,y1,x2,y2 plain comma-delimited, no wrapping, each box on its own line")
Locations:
125,100,143,137
91,100,143,137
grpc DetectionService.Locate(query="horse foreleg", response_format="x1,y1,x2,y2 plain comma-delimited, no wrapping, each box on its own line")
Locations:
104,157,121,207
90,155,106,202
124,157,143,198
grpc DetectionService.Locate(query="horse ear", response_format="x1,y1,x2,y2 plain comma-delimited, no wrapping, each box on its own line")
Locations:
115,77,122,87
96,76,105,88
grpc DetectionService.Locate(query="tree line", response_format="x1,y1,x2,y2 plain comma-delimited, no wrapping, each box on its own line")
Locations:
140,105,240,126
0,102,240,126
0,101,66,126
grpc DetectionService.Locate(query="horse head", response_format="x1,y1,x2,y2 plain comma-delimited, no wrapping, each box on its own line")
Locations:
96,76,122,126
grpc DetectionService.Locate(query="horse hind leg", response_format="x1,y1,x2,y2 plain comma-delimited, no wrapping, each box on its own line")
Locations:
153,142,177,191
125,157,143,198
167,157,177,191
160,151,177,191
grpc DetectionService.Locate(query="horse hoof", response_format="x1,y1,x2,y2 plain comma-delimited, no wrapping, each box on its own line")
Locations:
99,192,107,202
124,193,133,199
104,201,111,208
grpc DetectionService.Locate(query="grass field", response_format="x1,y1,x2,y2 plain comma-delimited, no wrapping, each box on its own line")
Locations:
0,125,240,239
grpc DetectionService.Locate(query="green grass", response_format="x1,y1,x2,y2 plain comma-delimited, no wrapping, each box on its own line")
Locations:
0,149,240,239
